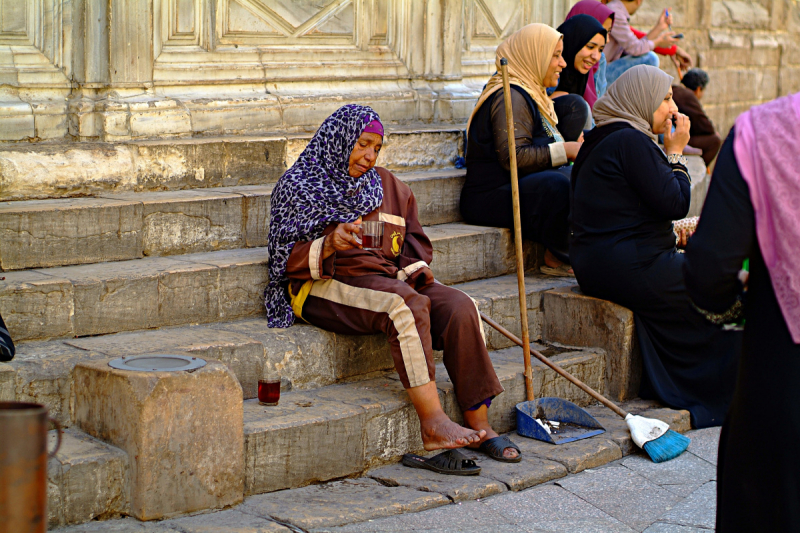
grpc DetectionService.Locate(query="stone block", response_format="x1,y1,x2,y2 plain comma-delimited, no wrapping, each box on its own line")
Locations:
214,185,274,248
66,325,267,400
0,362,14,400
312,377,424,466
0,144,136,202
380,130,463,171
9,342,107,425
132,138,286,191
542,286,641,402
476,449,568,492
49,429,129,526
129,105,192,139
210,320,340,390
243,393,366,495
43,258,171,336
402,170,465,226
103,190,244,257
162,508,290,533
73,360,244,520
0,270,74,341
156,260,221,328
0,197,143,270
180,248,269,320
185,97,284,137
240,478,449,530
368,462,507,502
514,433,622,474
462,273,574,350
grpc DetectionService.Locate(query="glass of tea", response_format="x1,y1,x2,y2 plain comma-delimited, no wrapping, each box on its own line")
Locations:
359,220,384,251
258,369,280,406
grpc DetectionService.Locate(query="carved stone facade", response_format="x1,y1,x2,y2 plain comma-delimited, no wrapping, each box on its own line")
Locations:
0,0,797,142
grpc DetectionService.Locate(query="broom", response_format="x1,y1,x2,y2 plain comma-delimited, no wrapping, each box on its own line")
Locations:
480,312,690,462
495,58,689,463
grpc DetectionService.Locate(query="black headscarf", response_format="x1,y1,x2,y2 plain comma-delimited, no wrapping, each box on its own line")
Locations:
555,14,607,98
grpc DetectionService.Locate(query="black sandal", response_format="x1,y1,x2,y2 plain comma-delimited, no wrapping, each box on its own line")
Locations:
402,449,481,476
478,435,522,463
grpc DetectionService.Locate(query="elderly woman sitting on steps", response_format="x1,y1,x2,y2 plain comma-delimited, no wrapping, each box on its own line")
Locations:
265,105,520,474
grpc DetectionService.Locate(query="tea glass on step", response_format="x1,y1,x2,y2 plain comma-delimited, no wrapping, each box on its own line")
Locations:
258,368,280,406
359,220,384,251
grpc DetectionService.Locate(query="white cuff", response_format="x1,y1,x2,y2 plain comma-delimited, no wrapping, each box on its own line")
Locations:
549,142,569,167
397,261,429,281
309,236,325,280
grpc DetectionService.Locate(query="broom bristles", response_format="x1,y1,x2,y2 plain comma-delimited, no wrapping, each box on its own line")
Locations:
641,429,691,463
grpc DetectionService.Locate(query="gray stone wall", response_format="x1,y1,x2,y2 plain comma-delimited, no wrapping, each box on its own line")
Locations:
635,0,800,136
0,0,796,142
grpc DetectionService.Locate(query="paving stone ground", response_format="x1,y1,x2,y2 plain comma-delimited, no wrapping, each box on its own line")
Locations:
56,424,720,533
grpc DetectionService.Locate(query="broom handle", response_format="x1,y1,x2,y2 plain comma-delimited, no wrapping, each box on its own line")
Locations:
480,311,628,419
500,58,535,403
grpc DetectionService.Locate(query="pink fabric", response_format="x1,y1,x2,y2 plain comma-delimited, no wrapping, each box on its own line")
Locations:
363,119,384,137
566,0,615,108
733,92,800,343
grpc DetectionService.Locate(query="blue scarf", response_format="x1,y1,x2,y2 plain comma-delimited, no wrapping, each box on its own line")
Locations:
265,105,384,327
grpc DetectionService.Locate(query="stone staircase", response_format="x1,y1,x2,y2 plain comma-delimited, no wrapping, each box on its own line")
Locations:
0,125,707,529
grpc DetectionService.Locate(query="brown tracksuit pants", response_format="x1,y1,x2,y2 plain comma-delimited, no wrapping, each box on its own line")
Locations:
299,275,504,412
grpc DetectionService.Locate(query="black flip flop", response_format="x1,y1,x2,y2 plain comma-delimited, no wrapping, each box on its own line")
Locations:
402,449,481,476
478,435,522,463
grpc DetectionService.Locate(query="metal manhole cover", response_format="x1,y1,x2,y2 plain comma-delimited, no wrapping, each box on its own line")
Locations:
108,354,207,372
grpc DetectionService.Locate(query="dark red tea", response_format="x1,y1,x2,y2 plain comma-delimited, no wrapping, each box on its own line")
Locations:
258,379,280,405
361,234,382,250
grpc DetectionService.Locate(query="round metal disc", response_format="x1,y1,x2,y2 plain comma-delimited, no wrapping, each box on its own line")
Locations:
108,354,207,372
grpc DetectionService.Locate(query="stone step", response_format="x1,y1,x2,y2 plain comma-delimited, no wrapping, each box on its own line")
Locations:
5,272,571,425
0,223,537,342
0,169,465,271
241,345,607,496
41,344,608,528
0,125,465,202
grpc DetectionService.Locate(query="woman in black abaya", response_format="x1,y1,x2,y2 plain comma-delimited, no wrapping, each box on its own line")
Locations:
569,65,741,428
685,93,800,531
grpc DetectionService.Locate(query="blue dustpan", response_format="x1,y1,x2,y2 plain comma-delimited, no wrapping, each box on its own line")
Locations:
516,397,605,445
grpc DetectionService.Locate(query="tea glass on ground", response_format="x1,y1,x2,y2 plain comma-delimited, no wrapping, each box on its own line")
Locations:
258,369,280,406
359,220,384,251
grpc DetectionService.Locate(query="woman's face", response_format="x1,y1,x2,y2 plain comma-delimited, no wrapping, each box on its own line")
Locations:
651,88,679,134
544,39,568,88
574,33,606,74
602,16,613,32
348,132,382,178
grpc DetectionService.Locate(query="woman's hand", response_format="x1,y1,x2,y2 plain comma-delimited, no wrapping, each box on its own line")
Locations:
663,112,691,155
321,221,362,259
674,47,693,70
676,228,693,248
564,141,582,161
653,30,679,49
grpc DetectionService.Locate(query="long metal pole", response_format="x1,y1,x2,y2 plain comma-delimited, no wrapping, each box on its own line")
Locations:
499,58,534,402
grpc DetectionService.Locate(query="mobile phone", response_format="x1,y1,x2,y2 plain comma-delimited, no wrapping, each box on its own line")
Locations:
671,114,678,126
673,33,684,39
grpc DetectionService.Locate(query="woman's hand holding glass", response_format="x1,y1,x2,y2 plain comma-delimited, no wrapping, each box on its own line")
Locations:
663,113,691,155
322,221,362,259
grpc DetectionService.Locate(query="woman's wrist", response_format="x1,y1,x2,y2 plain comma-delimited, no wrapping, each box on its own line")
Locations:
321,233,335,260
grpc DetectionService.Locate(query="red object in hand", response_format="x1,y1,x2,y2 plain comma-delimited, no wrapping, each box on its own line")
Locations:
258,379,280,405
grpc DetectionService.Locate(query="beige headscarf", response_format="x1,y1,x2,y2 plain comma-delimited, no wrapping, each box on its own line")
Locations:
592,65,674,142
467,23,563,131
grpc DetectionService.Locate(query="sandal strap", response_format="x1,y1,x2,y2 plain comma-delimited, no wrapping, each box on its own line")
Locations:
427,449,475,471
482,436,521,457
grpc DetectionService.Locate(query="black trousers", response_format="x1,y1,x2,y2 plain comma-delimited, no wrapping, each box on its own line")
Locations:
461,166,572,263
553,94,592,142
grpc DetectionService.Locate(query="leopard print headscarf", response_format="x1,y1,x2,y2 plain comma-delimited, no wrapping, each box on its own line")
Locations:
265,105,384,327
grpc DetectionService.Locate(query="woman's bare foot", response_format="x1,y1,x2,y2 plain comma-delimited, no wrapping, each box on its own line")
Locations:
463,406,519,460
420,414,486,451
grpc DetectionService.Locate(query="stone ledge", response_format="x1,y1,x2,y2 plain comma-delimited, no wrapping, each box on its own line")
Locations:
0,127,464,201
0,169,464,270
0,224,532,341
542,285,641,402
5,273,576,422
